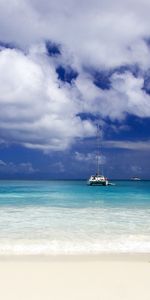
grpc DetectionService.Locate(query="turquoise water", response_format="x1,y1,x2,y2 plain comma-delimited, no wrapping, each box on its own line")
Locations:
0,180,150,255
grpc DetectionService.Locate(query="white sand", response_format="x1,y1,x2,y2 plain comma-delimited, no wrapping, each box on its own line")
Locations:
0,255,150,300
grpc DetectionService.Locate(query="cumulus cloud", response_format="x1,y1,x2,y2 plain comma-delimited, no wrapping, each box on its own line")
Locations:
0,0,150,151
0,160,37,173
75,152,95,162
1,0,150,69
0,46,95,151
75,71,150,120
75,151,106,164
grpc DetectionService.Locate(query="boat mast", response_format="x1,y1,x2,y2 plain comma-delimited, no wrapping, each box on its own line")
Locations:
96,124,101,175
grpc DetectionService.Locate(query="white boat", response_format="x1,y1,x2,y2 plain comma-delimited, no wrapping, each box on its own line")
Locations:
88,125,109,186
88,174,109,186
131,177,141,181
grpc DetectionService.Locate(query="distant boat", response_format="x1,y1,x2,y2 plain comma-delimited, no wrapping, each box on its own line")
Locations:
88,125,109,186
131,177,141,181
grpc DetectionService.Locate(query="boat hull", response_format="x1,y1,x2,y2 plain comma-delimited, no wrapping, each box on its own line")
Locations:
89,183,108,186
88,180,109,186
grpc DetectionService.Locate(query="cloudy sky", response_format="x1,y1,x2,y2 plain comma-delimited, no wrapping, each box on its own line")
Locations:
0,0,150,179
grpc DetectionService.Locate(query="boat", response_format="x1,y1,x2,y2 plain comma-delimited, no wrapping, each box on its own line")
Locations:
131,177,141,181
88,125,109,186
88,174,109,186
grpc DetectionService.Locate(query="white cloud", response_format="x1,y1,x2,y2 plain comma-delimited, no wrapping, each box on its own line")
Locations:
0,47,149,152
52,162,65,172
75,71,150,120
19,162,37,173
0,0,150,151
103,72,150,119
0,47,95,151
0,160,6,166
75,152,95,162
1,0,150,70
103,140,150,150
131,165,142,174
75,151,106,164
0,160,37,173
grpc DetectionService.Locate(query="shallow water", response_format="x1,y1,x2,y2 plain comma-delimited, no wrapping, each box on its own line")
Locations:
0,180,149,255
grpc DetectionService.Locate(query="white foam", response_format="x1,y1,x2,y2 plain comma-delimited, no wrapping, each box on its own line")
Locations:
0,237,150,255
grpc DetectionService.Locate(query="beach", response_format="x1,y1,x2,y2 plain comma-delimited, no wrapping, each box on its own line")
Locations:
1,0,150,297
0,180,150,299
0,254,150,300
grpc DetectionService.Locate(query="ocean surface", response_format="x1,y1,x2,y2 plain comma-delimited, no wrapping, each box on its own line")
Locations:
0,180,150,255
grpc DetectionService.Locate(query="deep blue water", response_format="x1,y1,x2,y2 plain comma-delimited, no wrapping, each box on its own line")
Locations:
0,180,149,255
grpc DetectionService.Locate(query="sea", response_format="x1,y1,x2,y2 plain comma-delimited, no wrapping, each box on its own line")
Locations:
0,180,150,255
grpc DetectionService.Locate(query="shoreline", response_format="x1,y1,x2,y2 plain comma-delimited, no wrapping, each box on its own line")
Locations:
0,252,149,261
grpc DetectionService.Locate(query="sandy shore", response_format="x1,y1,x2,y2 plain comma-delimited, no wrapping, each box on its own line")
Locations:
0,254,150,300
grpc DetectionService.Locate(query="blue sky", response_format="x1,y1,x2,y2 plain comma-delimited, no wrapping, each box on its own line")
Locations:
0,0,150,179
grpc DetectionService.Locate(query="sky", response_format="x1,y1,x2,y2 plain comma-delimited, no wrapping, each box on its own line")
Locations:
0,0,150,179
